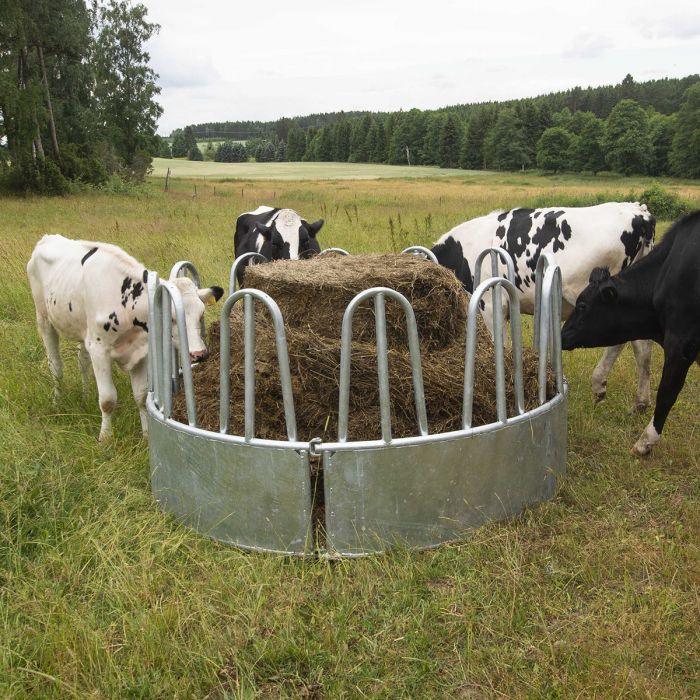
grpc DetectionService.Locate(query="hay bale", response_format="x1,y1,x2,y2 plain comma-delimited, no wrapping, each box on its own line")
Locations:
242,254,467,349
173,255,553,442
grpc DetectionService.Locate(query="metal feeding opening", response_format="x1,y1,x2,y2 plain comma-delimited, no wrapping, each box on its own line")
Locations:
219,289,297,442
146,247,567,556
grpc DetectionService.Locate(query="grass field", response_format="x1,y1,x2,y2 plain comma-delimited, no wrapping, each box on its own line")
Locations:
152,158,477,180
1,172,699,698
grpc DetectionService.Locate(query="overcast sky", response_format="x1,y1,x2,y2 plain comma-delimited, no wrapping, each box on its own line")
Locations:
141,0,700,135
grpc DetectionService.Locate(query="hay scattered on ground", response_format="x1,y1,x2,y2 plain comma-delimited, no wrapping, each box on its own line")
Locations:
173,255,553,442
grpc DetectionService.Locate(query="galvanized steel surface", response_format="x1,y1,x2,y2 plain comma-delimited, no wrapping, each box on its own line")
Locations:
323,390,567,556
146,246,568,557
148,398,313,555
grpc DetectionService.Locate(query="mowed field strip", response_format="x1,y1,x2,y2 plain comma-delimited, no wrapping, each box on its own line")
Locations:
152,158,480,180
1,172,698,698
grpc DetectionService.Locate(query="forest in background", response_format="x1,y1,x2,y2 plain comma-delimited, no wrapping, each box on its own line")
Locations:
3,3,700,196
171,74,700,179
0,0,161,194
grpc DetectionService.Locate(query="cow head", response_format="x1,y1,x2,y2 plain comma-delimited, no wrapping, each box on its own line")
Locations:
169,277,224,362
255,208,323,261
561,267,623,350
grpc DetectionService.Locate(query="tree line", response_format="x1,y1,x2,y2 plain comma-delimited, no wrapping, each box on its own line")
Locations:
176,74,700,178
0,0,162,193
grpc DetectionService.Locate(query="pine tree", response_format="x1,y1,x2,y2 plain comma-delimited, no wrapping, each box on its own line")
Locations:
371,120,387,163
333,119,351,162
286,126,305,161
422,113,446,165
317,126,334,161
483,108,530,170
438,113,462,168
460,107,496,169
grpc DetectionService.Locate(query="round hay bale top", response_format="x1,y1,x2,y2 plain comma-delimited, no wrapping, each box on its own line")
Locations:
174,254,553,442
242,253,468,348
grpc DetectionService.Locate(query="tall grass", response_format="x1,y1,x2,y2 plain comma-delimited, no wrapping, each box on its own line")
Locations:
0,173,698,698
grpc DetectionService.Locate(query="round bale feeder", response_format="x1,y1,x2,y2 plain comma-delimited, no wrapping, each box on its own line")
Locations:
146,249,567,557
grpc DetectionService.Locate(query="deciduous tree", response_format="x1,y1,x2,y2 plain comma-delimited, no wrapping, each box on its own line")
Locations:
603,99,652,175
669,83,700,178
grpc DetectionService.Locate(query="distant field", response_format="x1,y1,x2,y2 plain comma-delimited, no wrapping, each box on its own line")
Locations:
152,158,471,180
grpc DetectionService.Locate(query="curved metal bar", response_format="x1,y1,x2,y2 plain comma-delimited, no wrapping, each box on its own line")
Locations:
463,277,524,428
473,247,517,342
168,261,206,392
472,247,516,288
533,252,557,354
219,288,297,442
229,252,268,295
537,265,564,404
317,247,350,257
146,271,159,396
401,245,438,264
153,281,195,425
169,260,201,287
338,287,428,443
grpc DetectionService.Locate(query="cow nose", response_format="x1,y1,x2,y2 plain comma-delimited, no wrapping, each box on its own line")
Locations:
190,349,209,363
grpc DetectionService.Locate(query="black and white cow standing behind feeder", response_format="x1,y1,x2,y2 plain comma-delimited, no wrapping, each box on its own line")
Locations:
233,206,324,286
27,234,224,441
562,210,700,456
431,202,656,412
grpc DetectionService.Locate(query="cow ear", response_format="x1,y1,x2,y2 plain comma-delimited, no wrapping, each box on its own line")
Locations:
601,282,618,303
256,223,272,240
307,219,324,237
199,286,224,305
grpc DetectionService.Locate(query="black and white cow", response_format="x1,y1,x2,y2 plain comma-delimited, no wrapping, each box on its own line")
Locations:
27,234,223,441
431,202,656,411
562,210,700,455
233,206,324,285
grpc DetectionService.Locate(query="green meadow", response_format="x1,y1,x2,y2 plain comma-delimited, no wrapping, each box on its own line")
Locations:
1,170,698,698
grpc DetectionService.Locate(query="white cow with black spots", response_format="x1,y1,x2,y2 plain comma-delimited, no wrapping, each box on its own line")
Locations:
431,202,656,412
27,234,223,441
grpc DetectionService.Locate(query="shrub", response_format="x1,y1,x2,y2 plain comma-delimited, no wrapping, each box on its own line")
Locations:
215,141,246,163
638,183,690,220
59,144,109,186
188,146,203,161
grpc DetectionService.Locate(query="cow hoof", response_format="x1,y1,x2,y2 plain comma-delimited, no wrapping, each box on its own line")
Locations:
594,391,606,403
631,439,653,457
98,432,113,444
630,401,651,415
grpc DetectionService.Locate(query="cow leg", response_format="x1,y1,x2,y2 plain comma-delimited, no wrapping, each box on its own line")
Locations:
129,358,149,438
78,342,92,400
36,314,63,401
88,347,117,442
630,339,652,413
591,344,624,402
632,337,692,456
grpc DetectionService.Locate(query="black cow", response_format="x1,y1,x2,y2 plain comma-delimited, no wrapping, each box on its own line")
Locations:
562,210,700,455
233,206,324,285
